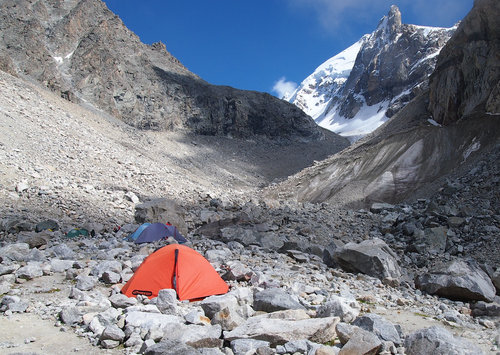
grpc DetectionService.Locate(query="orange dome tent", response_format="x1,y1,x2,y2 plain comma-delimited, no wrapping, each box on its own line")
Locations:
121,244,228,301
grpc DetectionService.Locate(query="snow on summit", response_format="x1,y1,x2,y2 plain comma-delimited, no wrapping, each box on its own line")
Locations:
288,36,368,120
287,6,455,142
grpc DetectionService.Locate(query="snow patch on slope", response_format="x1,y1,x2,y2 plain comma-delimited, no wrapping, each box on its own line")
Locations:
288,37,367,119
316,100,389,142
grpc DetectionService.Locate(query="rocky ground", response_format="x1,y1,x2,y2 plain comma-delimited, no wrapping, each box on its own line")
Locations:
1,70,500,354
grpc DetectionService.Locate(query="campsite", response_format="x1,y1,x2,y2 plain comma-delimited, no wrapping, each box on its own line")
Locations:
1,0,499,354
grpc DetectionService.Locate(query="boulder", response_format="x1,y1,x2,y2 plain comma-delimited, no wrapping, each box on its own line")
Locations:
338,327,382,355
75,275,97,291
405,326,483,355
100,324,125,342
60,306,82,325
220,227,284,251
101,270,121,284
212,307,245,331
253,288,305,313
415,260,496,302
160,323,223,348
370,203,395,213
471,301,500,318
135,198,187,235
184,310,211,325
200,294,238,318
276,339,321,354
15,262,43,280
50,259,75,273
316,296,360,323
144,339,200,355
222,261,253,282
0,243,29,262
420,226,448,253
35,219,59,232
125,311,182,331
50,244,76,260
352,314,402,345
322,240,344,267
155,289,178,315
224,314,340,346
230,339,271,354
109,293,137,308
333,238,401,281
91,260,122,278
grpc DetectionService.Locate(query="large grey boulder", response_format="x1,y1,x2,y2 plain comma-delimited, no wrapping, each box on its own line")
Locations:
224,313,339,346
316,296,360,323
415,260,496,302
109,293,137,308
200,294,239,319
15,262,43,280
352,314,402,345
405,326,483,355
337,326,382,355
50,244,76,260
160,323,223,348
59,306,83,326
100,324,125,342
135,198,188,235
0,243,29,262
91,260,122,278
333,238,401,281
253,288,305,313
125,311,182,331
155,289,179,315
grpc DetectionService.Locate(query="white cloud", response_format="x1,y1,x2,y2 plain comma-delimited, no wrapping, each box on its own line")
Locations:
272,77,298,100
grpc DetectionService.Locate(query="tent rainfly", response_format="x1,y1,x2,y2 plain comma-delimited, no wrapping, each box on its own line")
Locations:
121,244,228,301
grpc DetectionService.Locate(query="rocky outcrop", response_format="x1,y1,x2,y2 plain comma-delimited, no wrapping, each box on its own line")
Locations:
428,0,500,124
0,0,325,141
337,5,453,119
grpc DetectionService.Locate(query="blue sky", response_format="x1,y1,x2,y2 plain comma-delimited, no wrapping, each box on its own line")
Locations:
102,0,473,97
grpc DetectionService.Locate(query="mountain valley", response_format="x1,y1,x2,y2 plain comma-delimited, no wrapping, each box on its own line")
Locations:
0,0,499,354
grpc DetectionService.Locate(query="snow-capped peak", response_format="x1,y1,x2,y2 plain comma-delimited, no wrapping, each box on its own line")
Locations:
288,35,368,120
287,6,455,142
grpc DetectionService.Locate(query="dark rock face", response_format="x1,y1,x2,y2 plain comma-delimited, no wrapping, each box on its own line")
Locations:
415,260,496,302
0,0,324,141
428,0,500,125
328,6,454,120
333,238,401,281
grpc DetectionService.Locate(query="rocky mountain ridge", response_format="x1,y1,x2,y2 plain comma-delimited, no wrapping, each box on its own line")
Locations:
428,0,500,125
289,5,456,139
271,0,500,208
0,0,332,142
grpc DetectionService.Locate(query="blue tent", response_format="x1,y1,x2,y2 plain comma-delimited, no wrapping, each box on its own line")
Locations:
130,222,187,244
127,223,151,241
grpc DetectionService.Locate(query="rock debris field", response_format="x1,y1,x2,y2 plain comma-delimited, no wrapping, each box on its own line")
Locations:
0,72,500,354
